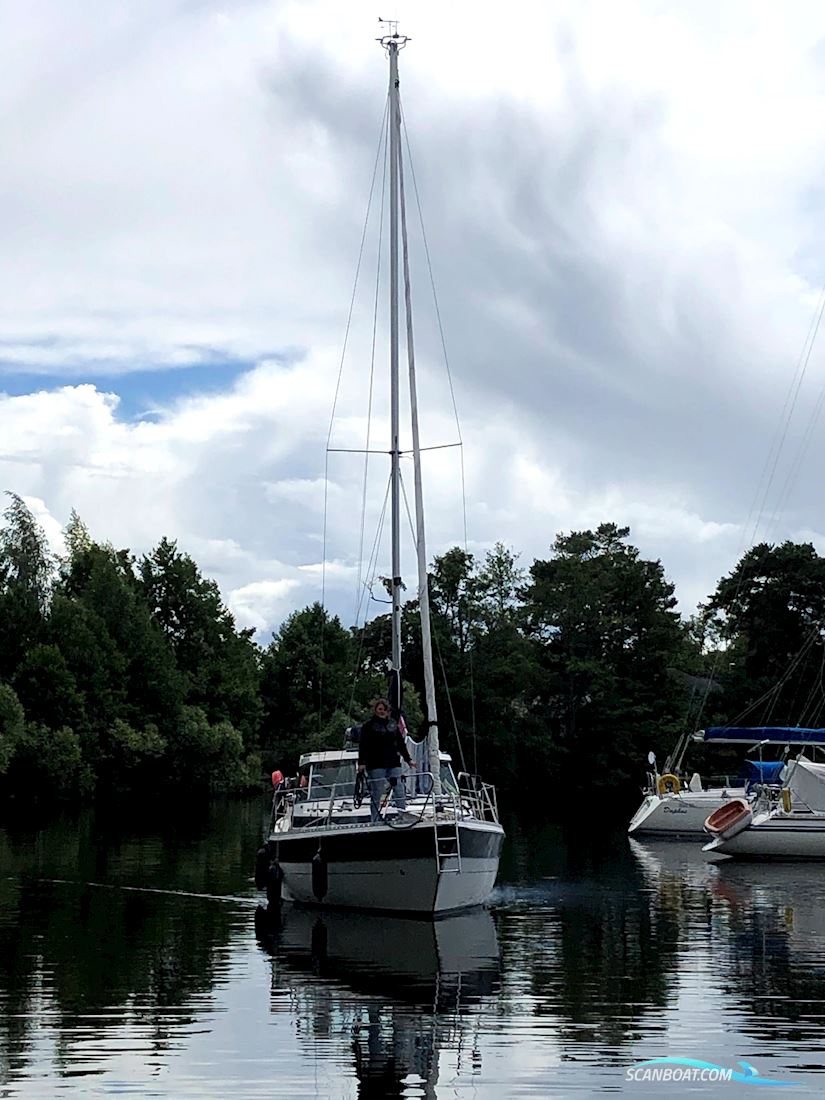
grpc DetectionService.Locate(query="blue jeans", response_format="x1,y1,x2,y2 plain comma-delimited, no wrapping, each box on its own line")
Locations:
367,767,406,824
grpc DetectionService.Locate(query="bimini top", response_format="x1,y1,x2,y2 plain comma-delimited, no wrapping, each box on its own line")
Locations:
695,726,825,747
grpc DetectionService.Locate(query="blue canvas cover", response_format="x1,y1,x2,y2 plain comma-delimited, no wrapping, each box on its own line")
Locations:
740,759,785,787
702,726,825,746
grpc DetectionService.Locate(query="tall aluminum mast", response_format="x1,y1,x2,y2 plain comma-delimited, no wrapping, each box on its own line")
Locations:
384,28,404,695
380,23,442,789
398,125,442,793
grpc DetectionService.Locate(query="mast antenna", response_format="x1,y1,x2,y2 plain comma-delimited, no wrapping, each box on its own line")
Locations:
377,18,410,51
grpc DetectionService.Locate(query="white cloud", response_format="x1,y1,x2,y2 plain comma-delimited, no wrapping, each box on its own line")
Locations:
3,0,825,635
229,578,302,635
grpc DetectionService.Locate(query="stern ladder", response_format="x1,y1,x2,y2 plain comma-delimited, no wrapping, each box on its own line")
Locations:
435,816,462,874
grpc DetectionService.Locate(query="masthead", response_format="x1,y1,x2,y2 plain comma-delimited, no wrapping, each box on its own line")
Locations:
377,17,409,50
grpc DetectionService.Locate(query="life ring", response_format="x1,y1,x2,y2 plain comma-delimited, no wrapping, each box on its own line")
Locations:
657,773,681,795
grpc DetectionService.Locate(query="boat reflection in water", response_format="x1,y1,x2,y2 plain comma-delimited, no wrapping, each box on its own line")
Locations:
712,860,825,956
254,904,500,1096
629,837,825,1055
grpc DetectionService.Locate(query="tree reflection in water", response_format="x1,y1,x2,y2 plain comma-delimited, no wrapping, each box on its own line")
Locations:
3,803,825,1094
0,798,263,1083
629,839,825,1070
710,860,825,1051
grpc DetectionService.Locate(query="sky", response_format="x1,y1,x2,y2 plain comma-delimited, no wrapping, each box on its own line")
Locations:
3,0,825,639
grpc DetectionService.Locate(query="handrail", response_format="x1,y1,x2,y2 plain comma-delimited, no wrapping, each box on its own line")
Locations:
269,769,500,834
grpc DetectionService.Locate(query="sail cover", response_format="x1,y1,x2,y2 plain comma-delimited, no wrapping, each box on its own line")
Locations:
786,756,825,812
700,726,825,746
741,760,785,786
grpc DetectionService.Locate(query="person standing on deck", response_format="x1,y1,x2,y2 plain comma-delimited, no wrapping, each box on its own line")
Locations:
357,698,415,824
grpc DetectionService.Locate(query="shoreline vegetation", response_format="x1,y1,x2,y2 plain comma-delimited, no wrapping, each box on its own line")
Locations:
1,492,823,807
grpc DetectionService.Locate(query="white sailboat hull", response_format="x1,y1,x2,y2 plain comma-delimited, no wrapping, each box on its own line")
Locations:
704,814,825,859
270,818,503,915
628,788,746,837
705,757,825,858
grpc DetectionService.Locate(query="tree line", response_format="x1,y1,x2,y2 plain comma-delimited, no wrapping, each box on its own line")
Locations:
1,491,823,805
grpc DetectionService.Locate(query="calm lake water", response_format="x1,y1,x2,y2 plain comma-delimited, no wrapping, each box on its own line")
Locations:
2,799,825,1096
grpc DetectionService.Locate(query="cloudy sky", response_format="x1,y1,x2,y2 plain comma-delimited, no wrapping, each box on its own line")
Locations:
3,0,825,639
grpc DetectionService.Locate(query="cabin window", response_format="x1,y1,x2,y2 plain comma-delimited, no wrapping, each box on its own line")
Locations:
440,763,459,794
308,761,357,801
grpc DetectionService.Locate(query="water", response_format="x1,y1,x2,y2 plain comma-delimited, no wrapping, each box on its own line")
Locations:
2,803,825,1096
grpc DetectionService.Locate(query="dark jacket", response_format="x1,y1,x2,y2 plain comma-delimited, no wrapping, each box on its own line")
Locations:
358,716,413,771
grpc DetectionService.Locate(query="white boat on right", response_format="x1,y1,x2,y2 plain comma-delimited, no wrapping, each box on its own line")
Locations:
704,754,825,860
627,725,825,838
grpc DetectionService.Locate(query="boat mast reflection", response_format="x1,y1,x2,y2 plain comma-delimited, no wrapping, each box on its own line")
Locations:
254,905,500,1096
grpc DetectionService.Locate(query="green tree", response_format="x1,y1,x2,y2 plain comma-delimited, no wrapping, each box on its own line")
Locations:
13,644,85,732
524,523,688,789
169,705,252,792
138,538,262,743
702,541,825,727
63,508,92,563
0,493,52,680
429,547,478,655
477,542,525,628
98,719,166,792
0,683,24,774
46,594,127,739
9,722,82,795
57,541,185,737
260,603,357,768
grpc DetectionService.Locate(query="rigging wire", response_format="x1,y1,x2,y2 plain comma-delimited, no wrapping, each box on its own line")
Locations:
744,284,825,550
319,94,390,734
354,108,390,626
765,630,820,728
433,626,469,774
400,104,463,448
692,281,825,732
765,362,825,544
321,91,479,748
347,472,392,721
399,470,468,767
722,625,820,729
400,102,478,770
795,642,825,728
808,660,825,728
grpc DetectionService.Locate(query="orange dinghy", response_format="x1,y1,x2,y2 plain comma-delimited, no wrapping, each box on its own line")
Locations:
704,798,752,840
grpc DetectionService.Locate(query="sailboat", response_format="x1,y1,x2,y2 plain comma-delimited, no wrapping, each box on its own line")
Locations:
255,28,504,915
704,753,825,859
626,725,824,837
